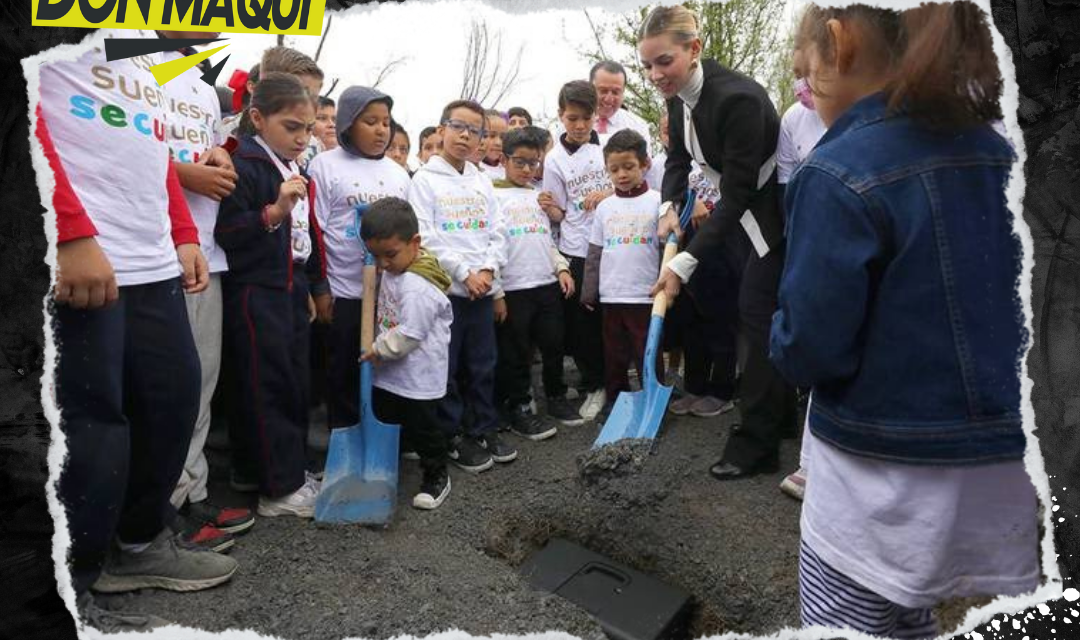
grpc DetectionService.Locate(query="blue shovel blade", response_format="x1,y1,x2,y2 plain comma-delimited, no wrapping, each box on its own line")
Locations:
315,361,401,524
592,315,673,447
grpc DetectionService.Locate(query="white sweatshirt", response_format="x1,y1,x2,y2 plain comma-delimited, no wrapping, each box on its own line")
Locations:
408,155,507,298
307,147,411,300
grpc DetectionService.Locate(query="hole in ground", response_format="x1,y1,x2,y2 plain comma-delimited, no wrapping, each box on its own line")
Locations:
483,506,735,637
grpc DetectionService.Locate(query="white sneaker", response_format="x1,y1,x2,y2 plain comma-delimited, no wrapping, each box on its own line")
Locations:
257,472,321,518
579,389,607,421
779,467,807,501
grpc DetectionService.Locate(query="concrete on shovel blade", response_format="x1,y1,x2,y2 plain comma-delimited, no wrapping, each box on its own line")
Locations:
314,423,399,524
593,383,673,448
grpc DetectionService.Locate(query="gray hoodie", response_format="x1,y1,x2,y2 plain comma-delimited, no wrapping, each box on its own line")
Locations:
335,85,393,157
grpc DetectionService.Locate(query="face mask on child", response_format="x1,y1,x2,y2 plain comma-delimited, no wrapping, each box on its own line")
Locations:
794,77,815,111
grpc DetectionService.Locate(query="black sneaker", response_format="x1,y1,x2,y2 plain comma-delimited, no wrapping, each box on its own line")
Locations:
546,395,585,427
413,468,451,510
448,435,493,473
479,431,518,463
508,404,557,441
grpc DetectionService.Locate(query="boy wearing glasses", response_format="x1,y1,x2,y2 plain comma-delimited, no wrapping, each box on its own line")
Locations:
408,100,513,473
492,127,583,438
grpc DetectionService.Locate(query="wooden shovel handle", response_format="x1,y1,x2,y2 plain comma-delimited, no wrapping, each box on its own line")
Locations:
361,262,377,353
651,233,681,317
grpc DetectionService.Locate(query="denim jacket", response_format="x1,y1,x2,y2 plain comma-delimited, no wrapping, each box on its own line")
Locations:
769,93,1025,465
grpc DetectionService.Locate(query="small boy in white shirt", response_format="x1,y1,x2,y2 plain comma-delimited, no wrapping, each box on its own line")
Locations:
307,86,411,435
492,127,581,438
360,198,454,510
408,99,513,473
580,130,665,424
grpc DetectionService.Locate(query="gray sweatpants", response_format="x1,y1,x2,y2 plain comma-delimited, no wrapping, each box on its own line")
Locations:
171,273,223,507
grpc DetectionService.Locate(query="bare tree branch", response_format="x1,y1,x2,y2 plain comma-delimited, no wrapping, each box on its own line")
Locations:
584,9,610,61
314,15,334,63
459,18,524,108
371,55,409,89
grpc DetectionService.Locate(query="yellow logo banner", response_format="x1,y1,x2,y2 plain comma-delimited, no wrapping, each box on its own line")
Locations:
32,0,326,36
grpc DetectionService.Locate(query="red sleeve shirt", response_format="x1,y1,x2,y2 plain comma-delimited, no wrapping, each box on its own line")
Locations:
166,160,200,247
35,105,96,244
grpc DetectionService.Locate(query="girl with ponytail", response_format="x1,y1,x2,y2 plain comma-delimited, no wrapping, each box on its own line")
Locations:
770,3,1036,637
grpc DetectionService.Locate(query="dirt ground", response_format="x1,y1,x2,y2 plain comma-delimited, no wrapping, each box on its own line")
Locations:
95,388,807,639
97,380,990,640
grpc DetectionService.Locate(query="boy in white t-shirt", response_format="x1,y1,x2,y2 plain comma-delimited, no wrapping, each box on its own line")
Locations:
360,198,454,509
581,130,665,424
408,99,513,473
159,31,256,549
540,81,613,421
307,85,411,436
492,127,581,438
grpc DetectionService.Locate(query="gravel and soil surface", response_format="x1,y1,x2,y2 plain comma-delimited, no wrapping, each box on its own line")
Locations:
98,388,988,639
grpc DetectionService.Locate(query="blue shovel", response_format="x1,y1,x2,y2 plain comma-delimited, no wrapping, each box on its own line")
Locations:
592,190,696,448
315,238,401,524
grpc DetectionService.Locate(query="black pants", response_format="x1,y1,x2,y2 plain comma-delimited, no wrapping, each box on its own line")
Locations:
326,297,361,429
440,295,498,438
55,278,200,595
683,233,745,401
718,243,798,467
373,388,447,474
564,255,604,392
495,283,566,407
223,278,308,498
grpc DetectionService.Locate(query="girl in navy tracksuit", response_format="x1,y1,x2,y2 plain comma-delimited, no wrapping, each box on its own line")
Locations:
216,73,329,519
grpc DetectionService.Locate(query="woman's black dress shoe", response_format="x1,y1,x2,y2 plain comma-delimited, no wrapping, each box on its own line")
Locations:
709,457,780,480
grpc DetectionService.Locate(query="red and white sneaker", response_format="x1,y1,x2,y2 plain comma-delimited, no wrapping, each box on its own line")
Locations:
184,500,255,535
175,519,235,554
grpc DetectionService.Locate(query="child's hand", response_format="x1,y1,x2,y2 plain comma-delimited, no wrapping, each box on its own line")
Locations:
691,199,709,230
538,191,564,222
269,175,308,226
493,297,507,323
359,349,381,365
55,237,118,309
558,271,575,298
177,243,210,294
314,293,333,324
200,146,235,172
179,163,237,201
464,272,487,299
583,188,613,212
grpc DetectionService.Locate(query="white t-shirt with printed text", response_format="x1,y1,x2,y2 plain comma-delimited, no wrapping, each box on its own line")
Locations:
542,140,611,258
307,147,411,299
495,185,561,292
373,270,453,400
38,30,178,287
161,50,227,273
589,190,662,304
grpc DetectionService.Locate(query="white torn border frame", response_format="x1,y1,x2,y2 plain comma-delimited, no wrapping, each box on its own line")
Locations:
19,0,1068,639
